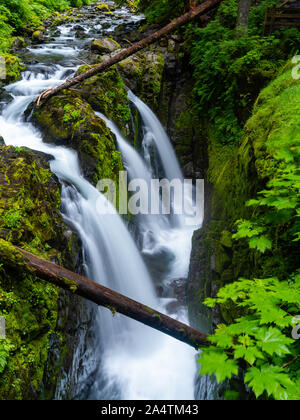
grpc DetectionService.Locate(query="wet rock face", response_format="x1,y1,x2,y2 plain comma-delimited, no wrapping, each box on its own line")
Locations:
0,146,72,261
187,226,218,335
155,61,208,179
117,50,165,110
31,90,124,186
0,146,80,400
76,65,131,136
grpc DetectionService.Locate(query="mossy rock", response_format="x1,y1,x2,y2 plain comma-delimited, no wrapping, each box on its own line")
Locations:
32,90,124,186
0,146,71,262
0,237,59,399
77,65,131,135
0,55,25,87
220,230,232,249
32,31,45,43
117,50,165,110
0,146,76,400
91,38,120,54
97,2,112,13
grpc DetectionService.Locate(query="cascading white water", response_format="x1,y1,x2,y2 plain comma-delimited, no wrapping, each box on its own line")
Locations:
128,90,183,183
0,69,197,399
97,111,200,284
0,2,205,400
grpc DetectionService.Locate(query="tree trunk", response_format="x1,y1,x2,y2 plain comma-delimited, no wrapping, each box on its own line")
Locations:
35,0,223,105
16,246,209,349
237,0,252,31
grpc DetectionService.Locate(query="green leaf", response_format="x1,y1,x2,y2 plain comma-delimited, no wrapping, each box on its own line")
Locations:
234,345,264,365
256,327,293,357
198,350,238,383
208,324,234,348
227,317,260,336
203,297,217,308
246,199,260,207
245,365,294,400
248,236,272,253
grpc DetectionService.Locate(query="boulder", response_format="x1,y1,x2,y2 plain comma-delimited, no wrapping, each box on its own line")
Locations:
91,37,120,54
117,50,165,109
32,30,45,43
31,90,124,186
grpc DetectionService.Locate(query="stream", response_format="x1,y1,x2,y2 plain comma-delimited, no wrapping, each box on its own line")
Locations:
0,1,206,400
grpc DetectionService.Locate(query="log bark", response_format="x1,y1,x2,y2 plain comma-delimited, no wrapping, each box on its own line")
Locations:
16,246,208,349
35,0,222,105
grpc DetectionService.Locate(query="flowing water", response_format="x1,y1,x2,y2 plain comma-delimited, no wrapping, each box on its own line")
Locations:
0,1,205,400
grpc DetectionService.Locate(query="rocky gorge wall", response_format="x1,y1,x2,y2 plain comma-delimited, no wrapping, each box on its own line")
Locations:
0,146,83,399
186,62,300,336
2,0,298,400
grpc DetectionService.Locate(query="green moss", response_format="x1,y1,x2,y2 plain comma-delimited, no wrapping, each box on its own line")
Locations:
145,306,155,314
106,306,116,315
118,51,165,110
91,38,120,53
33,90,124,188
220,230,232,249
77,65,131,134
97,2,112,13
0,147,69,260
0,54,25,85
0,146,76,400
61,277,78,293
0,236,60,400
195,62,300,322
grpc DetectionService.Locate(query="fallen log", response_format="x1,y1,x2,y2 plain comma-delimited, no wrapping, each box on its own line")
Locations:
35,0,222,105
16,246,208,349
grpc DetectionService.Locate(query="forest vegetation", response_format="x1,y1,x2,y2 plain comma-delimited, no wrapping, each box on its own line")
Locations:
0,0,299,400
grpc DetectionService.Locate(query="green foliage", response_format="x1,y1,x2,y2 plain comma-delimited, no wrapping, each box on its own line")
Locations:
198,349,239,383
198,70,300,399
140,0,186,24
139,0,300,145
234,160,300,254
186,0,300,144
199,275,300,400
2,208,22,228
0,342,14,374
0,0,91,56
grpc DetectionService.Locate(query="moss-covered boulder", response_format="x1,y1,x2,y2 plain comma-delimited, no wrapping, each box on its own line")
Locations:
91,38,120,54
0,146,71,261
0,146,77,400
117,50,165,109
32,30,45,43
32,90,124,186
0,55,25,87
97,2,113,13
77,65,131,135
0,239,59,400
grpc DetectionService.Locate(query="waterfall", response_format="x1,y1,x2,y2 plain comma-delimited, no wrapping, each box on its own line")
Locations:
128,90,183,183
0,68,197,400
0,3,204,400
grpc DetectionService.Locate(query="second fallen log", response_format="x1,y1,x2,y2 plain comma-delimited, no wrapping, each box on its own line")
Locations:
15,246,209,349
